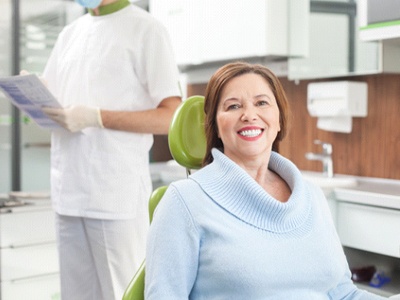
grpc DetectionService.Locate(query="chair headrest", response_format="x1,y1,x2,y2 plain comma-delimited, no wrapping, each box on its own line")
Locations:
168,95,206,170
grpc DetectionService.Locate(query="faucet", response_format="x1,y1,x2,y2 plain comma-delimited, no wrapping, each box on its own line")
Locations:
305,140,333,178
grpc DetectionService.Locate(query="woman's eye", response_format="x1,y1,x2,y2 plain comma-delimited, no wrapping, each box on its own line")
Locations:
227,104,240,110
257,100,269,106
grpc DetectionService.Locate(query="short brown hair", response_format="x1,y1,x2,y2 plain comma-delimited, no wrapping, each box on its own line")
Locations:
202,61,291,166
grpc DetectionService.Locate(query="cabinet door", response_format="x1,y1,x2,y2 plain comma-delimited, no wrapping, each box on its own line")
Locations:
149,0,202,66
358,0,400,41
150,0,308,67
326,194,338,228
1,208,55,247
337,202,400,258
199,0,273,63
2,243,59,280
2,273,60,300
288,0,400,80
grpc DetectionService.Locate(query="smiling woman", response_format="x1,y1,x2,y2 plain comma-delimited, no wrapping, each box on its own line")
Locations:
215,73,281,167
202,62,291,166
145,62,389,300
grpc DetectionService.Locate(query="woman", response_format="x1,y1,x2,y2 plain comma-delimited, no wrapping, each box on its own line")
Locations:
145,62,387,299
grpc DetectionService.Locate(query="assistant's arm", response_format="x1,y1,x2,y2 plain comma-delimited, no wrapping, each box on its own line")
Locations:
101,18,182,135
100,96,181,134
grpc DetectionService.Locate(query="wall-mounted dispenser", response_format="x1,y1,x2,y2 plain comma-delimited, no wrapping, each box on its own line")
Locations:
307,81,368,133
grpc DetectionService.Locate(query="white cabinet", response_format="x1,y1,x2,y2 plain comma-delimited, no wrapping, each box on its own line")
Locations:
358,0,400,41
289,0,400,80
2,274,60,300
332,178,400,296
1,207,55,247
334,178,400,258
0,201,60,300
2,243,59,281
336,202,400,258
149,0,309,68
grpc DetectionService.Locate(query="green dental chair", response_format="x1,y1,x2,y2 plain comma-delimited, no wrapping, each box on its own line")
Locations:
122,95,206,300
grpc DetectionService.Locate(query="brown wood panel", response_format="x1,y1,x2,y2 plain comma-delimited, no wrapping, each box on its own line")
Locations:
185,73,400,180
280,74,400,180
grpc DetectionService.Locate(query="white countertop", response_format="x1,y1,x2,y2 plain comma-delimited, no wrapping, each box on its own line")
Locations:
334,176,400,210
1,191,51,213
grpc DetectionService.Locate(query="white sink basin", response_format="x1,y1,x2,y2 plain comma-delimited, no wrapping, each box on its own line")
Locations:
301,171,358,189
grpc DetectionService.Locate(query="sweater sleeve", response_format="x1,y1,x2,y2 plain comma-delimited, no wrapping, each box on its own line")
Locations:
145,184,200,299
328,269,388,299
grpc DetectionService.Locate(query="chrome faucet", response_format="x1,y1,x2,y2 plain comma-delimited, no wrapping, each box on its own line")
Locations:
305,140,333,178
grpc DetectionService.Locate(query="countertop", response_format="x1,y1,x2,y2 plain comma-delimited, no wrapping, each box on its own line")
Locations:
334,176,400,210
0,191,51,213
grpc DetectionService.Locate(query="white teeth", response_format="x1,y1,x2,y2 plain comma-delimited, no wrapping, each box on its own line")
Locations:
239,129,262,137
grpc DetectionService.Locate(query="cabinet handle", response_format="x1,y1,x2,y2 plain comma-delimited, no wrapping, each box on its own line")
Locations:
10,272,59,284
23,142,51,148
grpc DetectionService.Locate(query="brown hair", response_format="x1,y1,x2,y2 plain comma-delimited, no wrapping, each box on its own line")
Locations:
202,61,291,166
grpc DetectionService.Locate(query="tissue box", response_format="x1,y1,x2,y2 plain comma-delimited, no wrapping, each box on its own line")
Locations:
307,81,368,117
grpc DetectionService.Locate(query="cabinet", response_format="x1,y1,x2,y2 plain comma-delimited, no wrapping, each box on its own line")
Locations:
358,0,400,42
149,0,309,69
0,201,60,300
336,202,400,258
332,177,400,297
288,0,400,80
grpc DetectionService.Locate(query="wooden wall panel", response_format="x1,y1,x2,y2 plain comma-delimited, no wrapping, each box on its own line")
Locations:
183,73,400,180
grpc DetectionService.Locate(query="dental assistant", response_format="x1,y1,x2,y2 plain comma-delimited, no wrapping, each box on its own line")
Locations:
41,0,181,299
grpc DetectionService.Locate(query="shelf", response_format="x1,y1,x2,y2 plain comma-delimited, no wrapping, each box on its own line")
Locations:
344,247,400,297
356,277,400,297
359,21,400,43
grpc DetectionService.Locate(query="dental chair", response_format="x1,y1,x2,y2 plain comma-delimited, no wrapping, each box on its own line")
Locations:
122,95,206,300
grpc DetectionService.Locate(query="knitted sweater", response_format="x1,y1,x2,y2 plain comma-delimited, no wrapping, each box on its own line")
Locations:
145,149,387,300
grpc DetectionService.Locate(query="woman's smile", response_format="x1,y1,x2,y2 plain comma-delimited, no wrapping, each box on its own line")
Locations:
237,126,264,140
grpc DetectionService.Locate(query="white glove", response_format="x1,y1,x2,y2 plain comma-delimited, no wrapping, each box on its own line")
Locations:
42,105,104,132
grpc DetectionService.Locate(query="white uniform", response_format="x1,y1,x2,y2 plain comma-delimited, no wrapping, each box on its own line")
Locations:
43,3,181,299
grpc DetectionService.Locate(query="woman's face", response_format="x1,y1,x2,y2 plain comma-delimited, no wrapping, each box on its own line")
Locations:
216,73,281,163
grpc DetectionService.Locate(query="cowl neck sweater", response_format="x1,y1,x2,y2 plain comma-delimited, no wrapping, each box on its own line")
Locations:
191,149,312,233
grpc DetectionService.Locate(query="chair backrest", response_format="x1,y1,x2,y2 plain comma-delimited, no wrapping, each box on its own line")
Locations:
122,95,206,300
168,95,206,172
148,186,168,223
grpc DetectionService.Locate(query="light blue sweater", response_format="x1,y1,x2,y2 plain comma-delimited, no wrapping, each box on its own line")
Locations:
145,149,387,299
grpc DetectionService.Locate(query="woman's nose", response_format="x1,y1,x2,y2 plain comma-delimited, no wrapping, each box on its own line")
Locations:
240,105,258,122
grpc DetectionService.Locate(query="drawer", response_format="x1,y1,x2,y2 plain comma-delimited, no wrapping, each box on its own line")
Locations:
1,208,55,247
2,273,60,300
337,202,400,257
2,243,59,281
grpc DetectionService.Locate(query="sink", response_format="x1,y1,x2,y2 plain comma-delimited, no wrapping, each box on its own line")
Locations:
301,171,358,189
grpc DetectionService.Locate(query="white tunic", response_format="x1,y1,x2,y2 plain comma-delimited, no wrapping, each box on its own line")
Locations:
43,5,181,220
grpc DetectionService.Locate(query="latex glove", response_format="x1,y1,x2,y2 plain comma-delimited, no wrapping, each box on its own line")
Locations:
20,70,30,76
42,105,104,132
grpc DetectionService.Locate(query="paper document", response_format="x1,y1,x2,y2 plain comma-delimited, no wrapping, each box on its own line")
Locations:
0,74,62,129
